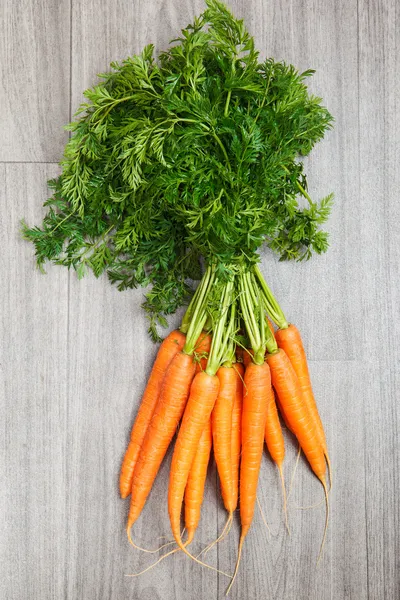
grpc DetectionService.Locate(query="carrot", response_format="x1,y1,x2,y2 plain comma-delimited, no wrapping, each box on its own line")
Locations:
275,394,294,433
266,348,329,559
243,349,254,369
227,361,270,593
275,324,331,477
184,419,212,539
169,371,220,546
195,356,208,373
264,384,288,530
266,348,325,479
264,386,285,466
212,366,237,514
127,351,196,531
231,362,244,510
119,329,186,498
194,331,212,356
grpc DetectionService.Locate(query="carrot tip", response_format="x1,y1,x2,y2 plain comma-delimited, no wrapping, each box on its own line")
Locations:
226,534,245,595
316,476,329,565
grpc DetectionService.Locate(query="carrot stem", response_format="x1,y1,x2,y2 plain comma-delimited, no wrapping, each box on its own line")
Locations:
253,264,288,329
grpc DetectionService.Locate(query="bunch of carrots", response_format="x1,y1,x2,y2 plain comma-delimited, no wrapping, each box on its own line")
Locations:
119,264,331,591
22,1,334,591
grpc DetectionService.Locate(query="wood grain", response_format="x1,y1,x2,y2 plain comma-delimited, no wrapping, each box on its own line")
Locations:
0,0,71,162
1,1,399,599
0,164,69,600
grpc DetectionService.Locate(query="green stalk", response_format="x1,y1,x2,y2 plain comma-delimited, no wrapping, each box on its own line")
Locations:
224,90,232,117
239,276,258,353
239,271,266,364
253,265,288,329
220,301,236,367
206,278,234,376
183,267,215,354
180,266,211,334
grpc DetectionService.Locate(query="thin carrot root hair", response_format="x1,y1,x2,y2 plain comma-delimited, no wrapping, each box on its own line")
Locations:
317,476,329,565
125,529,218,578
256,496,271,540
197,512,233,559
287,444,301,501
294,497,325,510
278,464,290,534
176,535,232,578
233,363,246,387
125,546,181,577
127,526,185,554
226,534,245,595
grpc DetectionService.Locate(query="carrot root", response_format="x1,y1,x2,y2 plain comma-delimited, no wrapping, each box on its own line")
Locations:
256,496,271,540
127,527,176,554
198,512,233,558
125,547,181,577
317,476,329,564
226,533,245,595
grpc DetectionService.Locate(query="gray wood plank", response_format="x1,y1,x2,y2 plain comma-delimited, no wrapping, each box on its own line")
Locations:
358,1,400,599
1,1,400,599
0,0,70,161
0,164,69,600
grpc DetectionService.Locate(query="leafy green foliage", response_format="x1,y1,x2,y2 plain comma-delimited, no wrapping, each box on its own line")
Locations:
22,0,333,338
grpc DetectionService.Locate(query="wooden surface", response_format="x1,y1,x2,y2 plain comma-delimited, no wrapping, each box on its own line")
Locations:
1,1,399,598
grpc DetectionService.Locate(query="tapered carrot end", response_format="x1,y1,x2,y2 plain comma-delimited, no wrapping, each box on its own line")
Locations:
226,532,246,595
186,528,195,545
325,452,333,490
316,476,329,565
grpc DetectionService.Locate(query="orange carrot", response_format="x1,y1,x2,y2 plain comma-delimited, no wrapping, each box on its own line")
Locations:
212,366,237,513
267,347,329,559
264,383,288,530
264,386,285,466
275,394,294,433
240,361,271,536
227,361,270,593
195,357,208,373
266,348,326,480
169,371,220,546
184,419,212,538
127,351,196,531
275,324,330,465
231,362,244,510
194,331,212,355
243,349,254,369
119,330,186,498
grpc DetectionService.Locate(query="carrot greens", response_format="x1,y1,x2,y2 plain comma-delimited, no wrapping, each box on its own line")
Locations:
22,0,333,340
